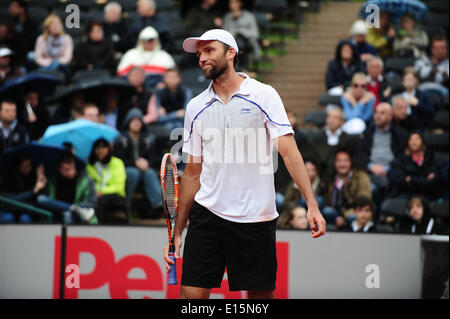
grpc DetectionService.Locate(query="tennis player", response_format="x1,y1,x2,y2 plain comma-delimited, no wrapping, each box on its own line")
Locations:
163,29,326,299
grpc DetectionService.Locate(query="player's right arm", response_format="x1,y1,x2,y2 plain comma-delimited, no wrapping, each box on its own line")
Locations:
164,155,202,271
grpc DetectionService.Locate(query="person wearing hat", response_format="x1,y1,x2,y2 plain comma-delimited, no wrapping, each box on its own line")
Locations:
0,47,24,86
117,26,175,88
349,20,378,63
163,29,326,299
112,108,163,217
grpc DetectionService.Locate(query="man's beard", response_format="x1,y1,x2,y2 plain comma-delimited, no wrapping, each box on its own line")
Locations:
203,61,228,80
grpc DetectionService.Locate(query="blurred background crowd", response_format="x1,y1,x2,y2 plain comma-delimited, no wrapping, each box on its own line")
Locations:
0,0,448,236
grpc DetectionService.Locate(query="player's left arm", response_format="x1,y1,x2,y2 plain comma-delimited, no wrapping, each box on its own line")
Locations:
275,134,326,238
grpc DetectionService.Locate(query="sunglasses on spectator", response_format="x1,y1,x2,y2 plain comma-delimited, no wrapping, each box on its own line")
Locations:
352,83,366,88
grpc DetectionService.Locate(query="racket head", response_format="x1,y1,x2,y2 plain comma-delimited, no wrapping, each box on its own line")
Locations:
160,153,179,221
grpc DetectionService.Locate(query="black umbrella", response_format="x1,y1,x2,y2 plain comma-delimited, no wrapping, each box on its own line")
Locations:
47,76,136,104
1,142,85,177
0,72,63,101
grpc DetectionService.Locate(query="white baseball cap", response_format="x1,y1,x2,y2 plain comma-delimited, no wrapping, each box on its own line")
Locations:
0,47,13,58
183,29,239,54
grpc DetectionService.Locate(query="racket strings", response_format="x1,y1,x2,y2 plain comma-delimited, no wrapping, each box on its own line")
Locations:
164,162,176,218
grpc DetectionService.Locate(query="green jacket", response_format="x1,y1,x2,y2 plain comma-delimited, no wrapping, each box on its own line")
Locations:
47,170,97,209
86,156,126,197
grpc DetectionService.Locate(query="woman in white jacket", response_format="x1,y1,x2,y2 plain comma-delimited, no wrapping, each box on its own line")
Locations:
117,26,175,83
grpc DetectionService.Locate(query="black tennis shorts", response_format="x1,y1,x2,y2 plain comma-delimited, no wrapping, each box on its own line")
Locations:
181,201,277,291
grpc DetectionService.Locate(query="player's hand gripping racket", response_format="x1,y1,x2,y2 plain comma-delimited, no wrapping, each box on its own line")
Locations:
160,153,179,285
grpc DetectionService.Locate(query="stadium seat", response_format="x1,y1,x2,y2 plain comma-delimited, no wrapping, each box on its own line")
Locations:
180,68,209,96
84,10,105,23
116,0,137,11
427,0,450,13
434,152,449,166
380,198,408,217
434,110,449,130
318,93,342,107
384,57,416,74
305,110,327,128
72,69,110,84
424,12,449,30
28,0,61,9
375,224,394,233
430,201,449,219
155,0,174,12
28,6,50,22
423,132,449,152
299,129,321,143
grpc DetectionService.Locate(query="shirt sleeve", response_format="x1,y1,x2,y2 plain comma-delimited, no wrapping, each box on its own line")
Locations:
182,103,202,156
262,85,294,140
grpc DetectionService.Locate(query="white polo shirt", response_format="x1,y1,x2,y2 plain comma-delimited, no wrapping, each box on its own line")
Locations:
182,73,294,223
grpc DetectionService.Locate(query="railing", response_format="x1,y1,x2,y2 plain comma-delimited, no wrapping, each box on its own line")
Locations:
0,196,52,222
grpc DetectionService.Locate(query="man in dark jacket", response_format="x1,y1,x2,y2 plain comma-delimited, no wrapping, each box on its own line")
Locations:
339,195,377,233
326,40,365,92
113,108,162,214
355,102,408,182
0,99,28,157
35,152,97,224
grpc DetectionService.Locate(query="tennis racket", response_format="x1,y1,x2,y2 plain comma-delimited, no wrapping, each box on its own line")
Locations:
160,153,179,285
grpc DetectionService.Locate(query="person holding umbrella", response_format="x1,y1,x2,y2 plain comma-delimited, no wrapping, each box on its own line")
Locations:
366,11,396,58
393,13,428,59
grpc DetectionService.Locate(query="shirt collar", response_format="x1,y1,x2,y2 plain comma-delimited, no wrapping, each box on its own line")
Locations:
205,72,251,103
0,119,17,132
325,127,342,137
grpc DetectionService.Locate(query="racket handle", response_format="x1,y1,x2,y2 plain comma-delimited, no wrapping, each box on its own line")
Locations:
168,252,177,285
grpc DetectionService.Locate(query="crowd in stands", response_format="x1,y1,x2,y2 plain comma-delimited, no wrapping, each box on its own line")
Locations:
0,0,266,224
0,0,448,236
276,0,449,235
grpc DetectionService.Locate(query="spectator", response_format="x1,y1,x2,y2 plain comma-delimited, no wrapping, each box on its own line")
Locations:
339,195,376,233
73,21,116,74
0,47,24,86
1,156,41,203
0,20,27,66
388,132,440,201
414,35,449,96
356,102,408,192
326,40,364,94
366,57,393,107
34,14,73,80
113,108,162,216
283,157,325,213
102,88,128,130
222,0,261,68
35,152,97,224
311,107,355,172
393,14,428,59
277,205,309,230
0,156,38,223
400,67,434,130
156,68,192,131
82,103,101,123
366,11,395,58
8,0,39,55
185,0,223,36
340,73,376,134
322,148,372,228
52,91,85,124
129,0,174,53
399,195,448,235
103,2,129,53
86,138,127,223
126,66,158,124
391,94,419,133
349,20,377,63
23,90,51,141
118,26,175,88
0,99,28,156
